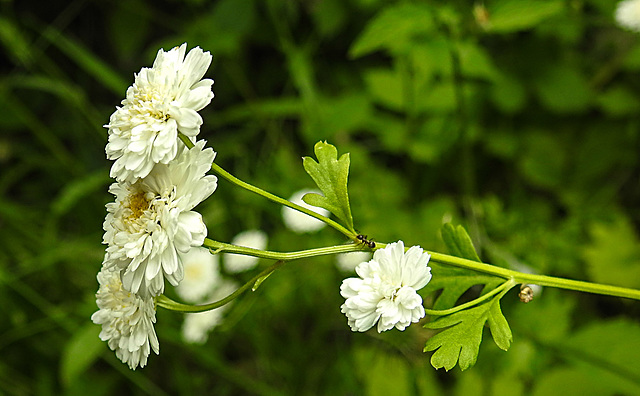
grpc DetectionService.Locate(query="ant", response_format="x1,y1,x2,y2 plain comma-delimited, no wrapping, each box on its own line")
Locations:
356,234,376,249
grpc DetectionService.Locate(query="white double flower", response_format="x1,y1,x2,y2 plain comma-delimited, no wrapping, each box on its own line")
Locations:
106,43,214,183
340,241,432,332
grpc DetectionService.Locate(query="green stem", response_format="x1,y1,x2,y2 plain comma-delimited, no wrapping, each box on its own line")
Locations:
181,133,640,302
427,251,640,301
203,238,368,261
179,133,354,239
156,260,287,313
424,278,517,316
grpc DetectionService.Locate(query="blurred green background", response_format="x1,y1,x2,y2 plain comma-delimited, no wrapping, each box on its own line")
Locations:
1,0,640,394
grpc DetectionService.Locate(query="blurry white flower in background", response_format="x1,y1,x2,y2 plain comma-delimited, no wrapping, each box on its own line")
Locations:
224,229,268,273
340,241,432,333
282,189,330,233
106,43,214,183
176,247,220,303
182,280,238,344
336,251,372,273
91,266,159,370
616,0,640,32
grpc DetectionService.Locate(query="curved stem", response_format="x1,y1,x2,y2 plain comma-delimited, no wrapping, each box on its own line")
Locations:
424,278,517,316
180,133,354,239
203,238,368,261
156,260,287,313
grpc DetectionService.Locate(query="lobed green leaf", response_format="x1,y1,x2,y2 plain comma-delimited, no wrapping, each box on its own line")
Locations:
424,294,512,371
302,141,355,232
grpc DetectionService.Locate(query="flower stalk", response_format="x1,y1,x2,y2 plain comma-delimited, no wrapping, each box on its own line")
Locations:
424,278,517,316
179,133,355,239
427,251,640,301
156,260,286,313
205,237,640,303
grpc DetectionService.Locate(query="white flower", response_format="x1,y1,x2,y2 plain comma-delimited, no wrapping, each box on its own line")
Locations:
91,266,159,370
616,0,640,32
336,251,372,272
103,141,217,298
175,247,220,303
224,229,268,273
281,189,330,233
182,280,238,344
106,43,214,183
340,241,432,333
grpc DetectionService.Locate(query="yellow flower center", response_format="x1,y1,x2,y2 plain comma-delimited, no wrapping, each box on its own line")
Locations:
127,192,151,222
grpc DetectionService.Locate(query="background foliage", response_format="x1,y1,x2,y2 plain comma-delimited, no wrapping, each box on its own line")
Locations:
1,0,640,394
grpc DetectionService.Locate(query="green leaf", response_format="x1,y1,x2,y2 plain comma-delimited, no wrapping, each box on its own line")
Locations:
302,141,354,232
349,3,435,58
490,73,527,114
353,347,414,396
60,324,104,387
424,294,513,371
534,64,592,113
486,0,564,33
596,85,640,117
41,28,128,96
363,68,405,111
583,215,640,289
441,223,482,262
0,16,34,67
51,170,111,217
518,130,566,189
533,319,640,396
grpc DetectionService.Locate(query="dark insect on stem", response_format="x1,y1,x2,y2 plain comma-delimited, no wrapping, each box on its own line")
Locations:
356,234,376,249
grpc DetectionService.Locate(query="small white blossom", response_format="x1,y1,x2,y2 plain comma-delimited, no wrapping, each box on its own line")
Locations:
282,189,330,233
176,247,220,303
91,266,159,370
336,251,372,273
182,280,238,344
106,43,214,183
340,241,432,333
616,0,640,32
224,229,268,273
102,141,217,298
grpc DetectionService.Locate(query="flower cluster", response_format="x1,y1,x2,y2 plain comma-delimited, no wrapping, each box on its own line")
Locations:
92,42,434,370
93,43,216,369
340,241,432,332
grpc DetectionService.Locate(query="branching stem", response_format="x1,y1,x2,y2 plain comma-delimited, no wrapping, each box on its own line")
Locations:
179,133,354,239
424,278,517,316
177,134,640,306
156,260,287,313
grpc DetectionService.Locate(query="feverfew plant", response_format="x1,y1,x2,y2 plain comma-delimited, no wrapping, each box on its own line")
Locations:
93,43,640,371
